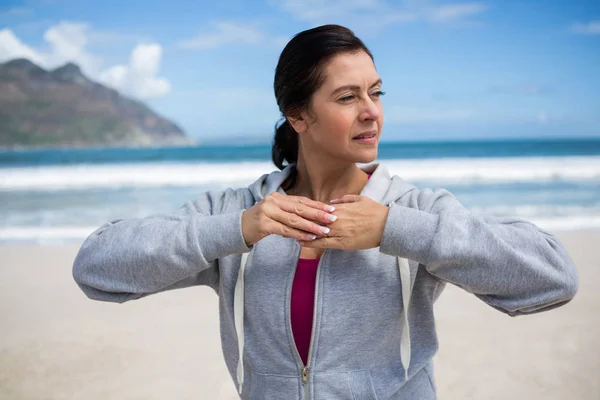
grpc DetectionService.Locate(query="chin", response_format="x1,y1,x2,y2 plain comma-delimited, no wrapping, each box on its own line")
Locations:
354,149,378,164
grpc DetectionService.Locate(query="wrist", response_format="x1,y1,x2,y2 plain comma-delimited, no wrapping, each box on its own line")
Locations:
376,204,390,247
241,210,257,247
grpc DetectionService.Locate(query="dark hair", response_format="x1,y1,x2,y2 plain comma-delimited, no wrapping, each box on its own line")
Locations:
271,24,374,191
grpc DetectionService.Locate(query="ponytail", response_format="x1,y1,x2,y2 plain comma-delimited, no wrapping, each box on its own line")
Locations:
271,118,298,191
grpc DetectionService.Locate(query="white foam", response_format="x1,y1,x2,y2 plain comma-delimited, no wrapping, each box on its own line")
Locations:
469,204,600,218
2,214,599,244
529,215,600,232
1,156,600,191
0,161,275,191
376,156,600,184
0,226,96,243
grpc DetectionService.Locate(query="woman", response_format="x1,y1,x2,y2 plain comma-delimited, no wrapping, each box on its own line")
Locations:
72,25,579,399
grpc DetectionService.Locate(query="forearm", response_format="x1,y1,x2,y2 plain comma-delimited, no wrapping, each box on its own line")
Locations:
73,203,251,302
379,190,579,315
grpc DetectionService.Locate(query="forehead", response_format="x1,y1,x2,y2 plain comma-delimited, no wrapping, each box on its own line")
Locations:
320,51,379,88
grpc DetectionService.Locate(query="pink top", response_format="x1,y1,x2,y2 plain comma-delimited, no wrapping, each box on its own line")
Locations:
291,173,372,365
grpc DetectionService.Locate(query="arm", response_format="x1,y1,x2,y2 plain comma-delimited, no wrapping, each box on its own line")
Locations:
72,187,253,303
379,188,579,316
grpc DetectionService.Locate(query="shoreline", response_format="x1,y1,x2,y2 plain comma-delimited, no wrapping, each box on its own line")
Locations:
3,225,600,246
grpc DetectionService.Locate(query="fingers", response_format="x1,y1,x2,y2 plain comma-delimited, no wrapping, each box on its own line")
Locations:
277,192,336,213
271,220,323,242
263,193,335,239
273,208,332,237
283,200,338,224
297,236,331,248
269,192,338,226
330,194,361,204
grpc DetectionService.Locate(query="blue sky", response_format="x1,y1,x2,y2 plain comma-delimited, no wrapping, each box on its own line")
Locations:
1,0,599,143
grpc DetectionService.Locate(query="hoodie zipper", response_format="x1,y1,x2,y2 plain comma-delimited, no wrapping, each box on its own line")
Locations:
289,246,328,400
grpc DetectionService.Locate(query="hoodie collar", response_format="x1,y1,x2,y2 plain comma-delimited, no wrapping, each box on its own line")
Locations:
248,162,416,206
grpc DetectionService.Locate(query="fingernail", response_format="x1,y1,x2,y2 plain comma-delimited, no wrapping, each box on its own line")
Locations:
325,214,337,222
318,226,330,234
330,199,340,204
324,205,335,212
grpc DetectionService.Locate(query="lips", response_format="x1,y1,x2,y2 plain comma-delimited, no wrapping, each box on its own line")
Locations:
353,130,377,140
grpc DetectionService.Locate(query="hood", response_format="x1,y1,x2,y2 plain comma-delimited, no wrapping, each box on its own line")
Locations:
247,162,418,206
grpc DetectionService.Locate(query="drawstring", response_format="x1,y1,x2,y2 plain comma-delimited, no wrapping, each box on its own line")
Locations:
390,202,413,380
234,252,250,395
232,203,413,396
398,255,412,380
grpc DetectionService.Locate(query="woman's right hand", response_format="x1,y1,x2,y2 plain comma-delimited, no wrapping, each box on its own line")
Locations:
241,192,338,247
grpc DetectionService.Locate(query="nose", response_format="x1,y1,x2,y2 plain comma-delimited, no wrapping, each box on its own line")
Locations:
359,95,382,122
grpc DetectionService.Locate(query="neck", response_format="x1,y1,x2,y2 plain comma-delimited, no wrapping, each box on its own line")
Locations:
285,148,369,203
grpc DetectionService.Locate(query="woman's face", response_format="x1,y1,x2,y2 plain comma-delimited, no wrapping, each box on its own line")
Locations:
291,50,384,164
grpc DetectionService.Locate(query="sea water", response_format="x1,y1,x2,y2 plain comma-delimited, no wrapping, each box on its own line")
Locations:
1,138,599,244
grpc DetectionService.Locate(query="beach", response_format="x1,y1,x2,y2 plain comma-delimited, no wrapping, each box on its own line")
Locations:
0,230,598,400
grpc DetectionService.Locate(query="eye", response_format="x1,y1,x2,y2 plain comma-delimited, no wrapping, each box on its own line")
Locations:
339,94,355,102
371,90,386,98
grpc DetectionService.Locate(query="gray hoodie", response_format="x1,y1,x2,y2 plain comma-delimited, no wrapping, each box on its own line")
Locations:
72,162,578,400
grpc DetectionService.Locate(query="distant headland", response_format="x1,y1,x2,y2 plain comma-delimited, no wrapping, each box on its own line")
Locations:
0,58,196,149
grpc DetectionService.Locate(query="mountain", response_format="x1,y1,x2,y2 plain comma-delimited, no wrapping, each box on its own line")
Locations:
0,58,196,148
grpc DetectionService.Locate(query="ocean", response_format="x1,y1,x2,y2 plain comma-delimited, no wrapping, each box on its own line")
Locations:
1,138,600,244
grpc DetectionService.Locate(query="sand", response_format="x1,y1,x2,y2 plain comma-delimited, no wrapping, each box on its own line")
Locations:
1,231,598,399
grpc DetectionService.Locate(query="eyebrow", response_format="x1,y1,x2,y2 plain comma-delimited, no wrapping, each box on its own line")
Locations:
330,79,382,97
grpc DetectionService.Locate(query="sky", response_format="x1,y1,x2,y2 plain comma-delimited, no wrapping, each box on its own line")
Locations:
0,0,599,144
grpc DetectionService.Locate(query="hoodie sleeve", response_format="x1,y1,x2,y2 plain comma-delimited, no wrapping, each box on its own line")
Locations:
379,188,579,316
72,187,254,304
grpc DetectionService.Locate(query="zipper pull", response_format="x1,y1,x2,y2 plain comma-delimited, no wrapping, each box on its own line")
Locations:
302,366,309,385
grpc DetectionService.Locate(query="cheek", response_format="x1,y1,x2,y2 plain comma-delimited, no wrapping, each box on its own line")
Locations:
322,106,355,134
310,104,356,142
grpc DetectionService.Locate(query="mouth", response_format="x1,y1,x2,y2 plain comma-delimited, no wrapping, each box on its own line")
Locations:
352,130,378,143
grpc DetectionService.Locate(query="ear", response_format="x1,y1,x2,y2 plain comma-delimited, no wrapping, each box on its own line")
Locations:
287,114,308,134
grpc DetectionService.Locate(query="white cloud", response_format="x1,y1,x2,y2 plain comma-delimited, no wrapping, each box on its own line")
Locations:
0,22,171,100
273,35,291,47
0,28,44,64
99,44,170,99
0,6,32,16
486,82,547,96
42,22,102,74
276,0,381,21
386,106,474,123
0,22,101,73
274,0,487,26
425,2,487,22
177,22,265,49
177,21,289,51
571,21,600,35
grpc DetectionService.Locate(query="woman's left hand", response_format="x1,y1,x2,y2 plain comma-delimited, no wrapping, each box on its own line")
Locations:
297,194,390,250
